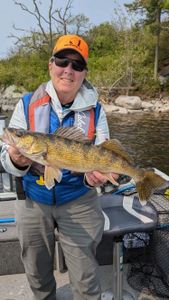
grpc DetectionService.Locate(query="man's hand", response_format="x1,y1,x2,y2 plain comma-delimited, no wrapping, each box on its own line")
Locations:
85,171,119,187
8,146,32,168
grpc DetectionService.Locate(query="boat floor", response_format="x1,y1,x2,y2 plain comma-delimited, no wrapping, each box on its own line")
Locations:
1,265,166,300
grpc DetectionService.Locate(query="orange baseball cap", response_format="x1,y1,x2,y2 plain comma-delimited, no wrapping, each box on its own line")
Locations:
52,34,89,63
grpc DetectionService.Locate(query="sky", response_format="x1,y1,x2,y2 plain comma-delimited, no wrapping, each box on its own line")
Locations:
0,0,132,58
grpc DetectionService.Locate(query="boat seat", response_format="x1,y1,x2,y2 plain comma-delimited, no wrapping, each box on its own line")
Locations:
55,193,157,300
99,193,157,300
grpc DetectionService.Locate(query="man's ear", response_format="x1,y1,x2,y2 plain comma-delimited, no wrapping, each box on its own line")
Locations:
49,57,54,70
48,61,52,71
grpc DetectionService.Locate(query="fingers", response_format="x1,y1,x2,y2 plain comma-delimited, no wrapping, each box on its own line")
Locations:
85,171,118,187
110,172,119,181
85,171,106,186
7,146,32,167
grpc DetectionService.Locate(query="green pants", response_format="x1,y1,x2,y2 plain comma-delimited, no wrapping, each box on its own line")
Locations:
15,190,104,300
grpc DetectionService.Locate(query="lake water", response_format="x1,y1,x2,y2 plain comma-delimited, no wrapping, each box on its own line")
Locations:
1,111,169,175
107,112,169,175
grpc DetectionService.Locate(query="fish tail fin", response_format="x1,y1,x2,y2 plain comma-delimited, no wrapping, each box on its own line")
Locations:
136,169,168,204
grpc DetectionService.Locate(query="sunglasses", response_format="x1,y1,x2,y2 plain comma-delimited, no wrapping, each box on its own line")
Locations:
51,56,87,72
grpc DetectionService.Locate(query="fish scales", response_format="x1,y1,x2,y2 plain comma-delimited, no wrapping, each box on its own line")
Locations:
46,138,112,171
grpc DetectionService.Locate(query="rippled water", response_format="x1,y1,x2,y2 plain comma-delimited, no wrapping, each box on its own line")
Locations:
107,112,169,175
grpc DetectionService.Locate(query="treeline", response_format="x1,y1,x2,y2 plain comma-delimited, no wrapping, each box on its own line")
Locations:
0,0,169,97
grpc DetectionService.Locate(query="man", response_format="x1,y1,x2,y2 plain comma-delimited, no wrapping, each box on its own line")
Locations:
1,34,117,300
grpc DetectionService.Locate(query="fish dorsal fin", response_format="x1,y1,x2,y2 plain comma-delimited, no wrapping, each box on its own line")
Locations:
54,126,91,143
101,139,133,164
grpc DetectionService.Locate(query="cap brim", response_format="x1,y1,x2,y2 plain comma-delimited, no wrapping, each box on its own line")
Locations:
53,47,87,64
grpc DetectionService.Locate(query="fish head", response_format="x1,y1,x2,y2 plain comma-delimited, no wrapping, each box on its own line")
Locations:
2,128,47,158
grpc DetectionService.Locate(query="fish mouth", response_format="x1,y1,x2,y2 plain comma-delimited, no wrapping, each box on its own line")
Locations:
2,128,15,145
2,128,24,148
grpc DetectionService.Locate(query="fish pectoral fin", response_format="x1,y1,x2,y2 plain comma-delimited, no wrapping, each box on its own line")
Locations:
103,173,119,186
100,139,133,164
44,166,62,189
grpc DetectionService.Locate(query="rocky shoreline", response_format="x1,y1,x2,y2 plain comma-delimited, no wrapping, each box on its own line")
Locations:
102,95,169,114
0,85,169,114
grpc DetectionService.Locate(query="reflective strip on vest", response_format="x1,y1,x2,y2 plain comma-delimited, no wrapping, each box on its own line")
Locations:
29,95,51,132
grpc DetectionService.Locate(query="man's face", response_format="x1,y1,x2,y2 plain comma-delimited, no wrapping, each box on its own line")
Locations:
49,52,87,104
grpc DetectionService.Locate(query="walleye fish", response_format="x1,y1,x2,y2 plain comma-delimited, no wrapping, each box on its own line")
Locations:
1,127,167,203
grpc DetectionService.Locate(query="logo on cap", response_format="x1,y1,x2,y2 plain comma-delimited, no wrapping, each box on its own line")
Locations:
64,38,82,50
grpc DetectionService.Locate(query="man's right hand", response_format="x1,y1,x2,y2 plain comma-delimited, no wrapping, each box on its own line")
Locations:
7,146,32,168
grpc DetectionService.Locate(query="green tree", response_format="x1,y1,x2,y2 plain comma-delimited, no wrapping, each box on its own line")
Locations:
88,22,119,57
125,0,169,80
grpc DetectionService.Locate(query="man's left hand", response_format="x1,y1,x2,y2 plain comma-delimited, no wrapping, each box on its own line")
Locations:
85,171,119,187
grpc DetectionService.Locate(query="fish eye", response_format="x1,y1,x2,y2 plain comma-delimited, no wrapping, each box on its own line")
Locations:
16,130,25,137
8,128,24,136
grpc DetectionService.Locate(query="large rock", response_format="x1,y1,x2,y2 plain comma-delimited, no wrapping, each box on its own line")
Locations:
102,104,119,114
2,85,25,99
141,101,154,110
115,95,142,110
1,85,27,111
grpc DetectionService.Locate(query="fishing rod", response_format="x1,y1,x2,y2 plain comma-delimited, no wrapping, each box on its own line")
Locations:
0,217,15,223
111,183,136,195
